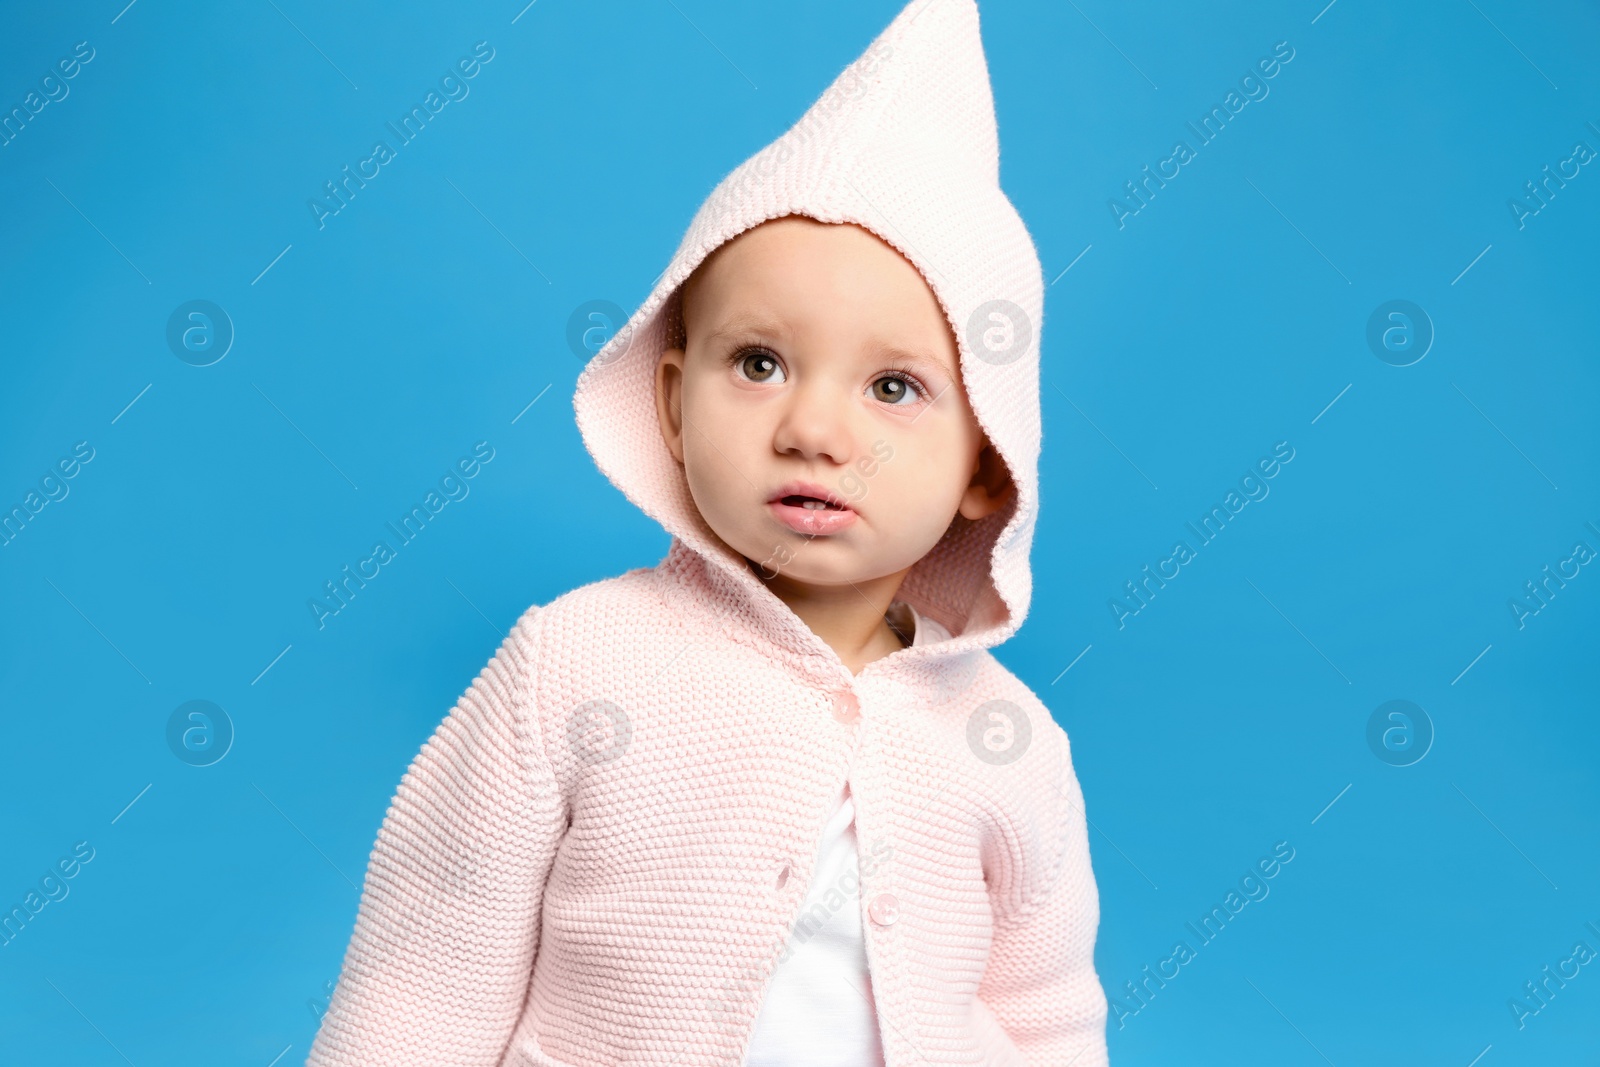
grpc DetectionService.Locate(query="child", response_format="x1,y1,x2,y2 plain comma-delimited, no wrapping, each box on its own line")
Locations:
306,1,1108,1064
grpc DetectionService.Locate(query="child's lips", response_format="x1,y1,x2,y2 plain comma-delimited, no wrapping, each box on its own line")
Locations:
768,498,859,535
766,481,857,536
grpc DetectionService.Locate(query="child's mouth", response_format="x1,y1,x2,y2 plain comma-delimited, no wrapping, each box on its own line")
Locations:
780,495,844,510
767,484,858,536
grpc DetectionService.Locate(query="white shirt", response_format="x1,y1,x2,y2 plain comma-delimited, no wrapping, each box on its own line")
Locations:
741,602,933,1066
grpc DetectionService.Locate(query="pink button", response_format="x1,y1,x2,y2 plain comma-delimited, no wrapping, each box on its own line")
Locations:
832,690,861,725
868,892,900,926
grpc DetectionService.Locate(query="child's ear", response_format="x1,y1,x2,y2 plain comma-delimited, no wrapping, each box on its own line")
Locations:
957,440,1014,521
655,347,688,465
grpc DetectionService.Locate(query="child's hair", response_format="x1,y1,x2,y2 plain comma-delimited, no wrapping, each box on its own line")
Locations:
662,284,687,352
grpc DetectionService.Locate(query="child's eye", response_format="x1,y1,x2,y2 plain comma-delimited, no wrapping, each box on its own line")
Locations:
870,371,930,406
728,347,785,384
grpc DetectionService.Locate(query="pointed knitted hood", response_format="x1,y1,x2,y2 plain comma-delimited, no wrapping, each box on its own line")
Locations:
573,0,1043,665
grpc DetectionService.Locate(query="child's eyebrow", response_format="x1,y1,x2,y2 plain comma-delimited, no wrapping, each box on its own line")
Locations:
862,340,956,384
703,315,790,345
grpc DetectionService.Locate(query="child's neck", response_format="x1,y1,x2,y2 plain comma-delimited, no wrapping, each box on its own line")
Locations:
751,562,912,676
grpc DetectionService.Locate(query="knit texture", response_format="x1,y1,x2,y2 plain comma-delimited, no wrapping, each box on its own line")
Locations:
306,0,1107,1063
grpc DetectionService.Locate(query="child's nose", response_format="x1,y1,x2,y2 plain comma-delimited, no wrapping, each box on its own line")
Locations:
771,381,856,465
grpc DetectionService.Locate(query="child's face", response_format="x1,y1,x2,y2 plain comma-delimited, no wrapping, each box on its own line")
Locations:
655,215,1012,589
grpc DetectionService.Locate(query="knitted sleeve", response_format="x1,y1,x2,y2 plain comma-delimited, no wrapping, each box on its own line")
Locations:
978,722,1110,1066
304,605,566,1066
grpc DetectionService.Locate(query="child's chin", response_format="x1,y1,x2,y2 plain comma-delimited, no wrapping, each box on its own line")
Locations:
762,559,899,590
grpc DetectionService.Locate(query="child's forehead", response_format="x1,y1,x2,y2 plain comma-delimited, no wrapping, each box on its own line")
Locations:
680,218,959,357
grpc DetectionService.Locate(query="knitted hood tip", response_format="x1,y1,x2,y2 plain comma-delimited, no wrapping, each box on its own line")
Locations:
573,0,1044,656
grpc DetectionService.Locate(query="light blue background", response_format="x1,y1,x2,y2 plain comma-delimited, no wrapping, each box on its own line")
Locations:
2,1,1597,1064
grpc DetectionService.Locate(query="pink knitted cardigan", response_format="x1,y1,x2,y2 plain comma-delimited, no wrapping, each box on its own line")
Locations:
305,1,1108,1064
